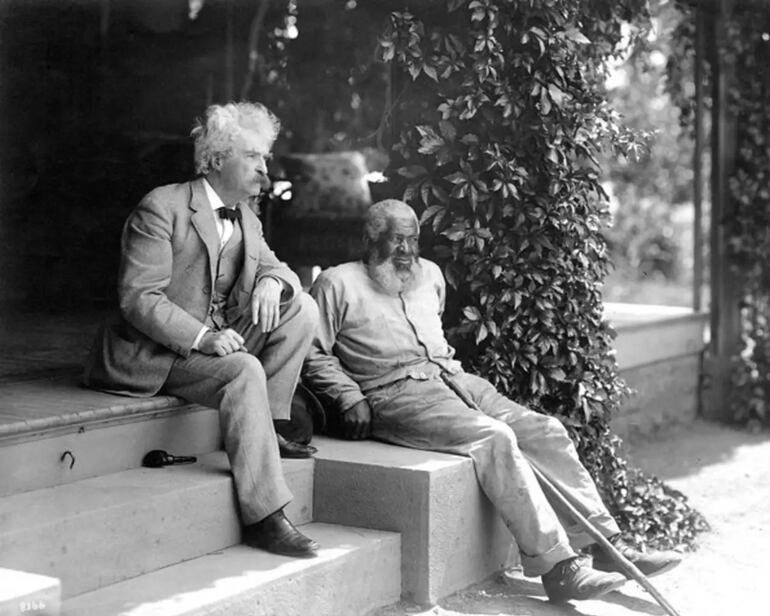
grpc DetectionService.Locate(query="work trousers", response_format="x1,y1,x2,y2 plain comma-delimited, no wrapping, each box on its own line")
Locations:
161,292,318,525
365,370,620,577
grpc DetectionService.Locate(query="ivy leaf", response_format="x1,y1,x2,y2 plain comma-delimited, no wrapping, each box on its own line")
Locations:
420,204,444,224
476,323,489,344
540,89,552,115
443,224,468,241
417,125,445,155
463,306,481,321
423,64,439,81
439,120,457,141
565,28,591,45
549,367,567,381
432,208,448,233
444,171,467,184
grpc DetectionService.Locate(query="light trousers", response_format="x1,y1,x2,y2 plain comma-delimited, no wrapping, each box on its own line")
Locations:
365,370,620,577
161,292,318,525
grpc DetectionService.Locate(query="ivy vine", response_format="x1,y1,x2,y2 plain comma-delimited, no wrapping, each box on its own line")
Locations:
378,0,708,550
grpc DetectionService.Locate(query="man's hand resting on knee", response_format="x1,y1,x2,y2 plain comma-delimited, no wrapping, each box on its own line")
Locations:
343,400,372,440
251,277,283,333
199,329,248,356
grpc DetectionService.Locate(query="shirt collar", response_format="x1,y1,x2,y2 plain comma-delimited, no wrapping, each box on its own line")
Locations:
202,178,227,212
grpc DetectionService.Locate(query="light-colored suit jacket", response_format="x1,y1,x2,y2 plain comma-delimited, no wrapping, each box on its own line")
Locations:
83,178,301,396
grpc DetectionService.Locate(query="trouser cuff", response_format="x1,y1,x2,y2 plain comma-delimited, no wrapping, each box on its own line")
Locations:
520,541,577,577
563,510,621,550
240,488,293,526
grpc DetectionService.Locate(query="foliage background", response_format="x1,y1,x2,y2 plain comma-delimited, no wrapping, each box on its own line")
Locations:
374,0,707,549
669,0,770,429
601,0,703,308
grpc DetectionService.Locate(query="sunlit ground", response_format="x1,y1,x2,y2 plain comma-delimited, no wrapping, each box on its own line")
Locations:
375,419,770,616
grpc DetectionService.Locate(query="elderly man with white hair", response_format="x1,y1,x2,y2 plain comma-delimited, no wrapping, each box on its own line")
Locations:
84,102,319,558
303,199,681,603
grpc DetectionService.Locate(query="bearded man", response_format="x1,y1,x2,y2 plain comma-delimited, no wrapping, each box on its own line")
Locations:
302,199,681,604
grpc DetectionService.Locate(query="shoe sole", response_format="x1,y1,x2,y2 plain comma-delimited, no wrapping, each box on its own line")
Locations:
639,559,681,578
548,577,626,604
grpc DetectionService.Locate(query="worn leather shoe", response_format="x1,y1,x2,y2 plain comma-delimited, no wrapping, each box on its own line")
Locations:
277,433,317,459
541,557,626,603
592,535,682,578
243,509,319,557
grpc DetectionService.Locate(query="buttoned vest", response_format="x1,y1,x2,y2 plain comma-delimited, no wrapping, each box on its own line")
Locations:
206,221,244,329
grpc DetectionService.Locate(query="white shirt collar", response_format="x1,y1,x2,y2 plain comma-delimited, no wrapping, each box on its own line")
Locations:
202,178,227,212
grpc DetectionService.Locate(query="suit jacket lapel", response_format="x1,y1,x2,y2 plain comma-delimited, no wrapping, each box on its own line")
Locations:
188,178,220,286
237,202,260,304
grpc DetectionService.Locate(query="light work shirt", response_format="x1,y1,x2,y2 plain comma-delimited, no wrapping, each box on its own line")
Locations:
305,258,462,413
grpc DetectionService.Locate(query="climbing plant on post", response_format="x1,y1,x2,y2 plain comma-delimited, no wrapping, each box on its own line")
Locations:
671,0,770,430
378,0,708,549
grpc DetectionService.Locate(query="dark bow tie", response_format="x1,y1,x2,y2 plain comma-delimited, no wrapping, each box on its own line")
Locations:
218,207,241,222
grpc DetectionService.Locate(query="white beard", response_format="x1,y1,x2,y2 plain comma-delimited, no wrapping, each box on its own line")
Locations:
367,257,419,296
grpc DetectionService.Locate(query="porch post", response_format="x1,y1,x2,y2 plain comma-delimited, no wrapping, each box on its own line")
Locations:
693,1,705,313
704,0,740,421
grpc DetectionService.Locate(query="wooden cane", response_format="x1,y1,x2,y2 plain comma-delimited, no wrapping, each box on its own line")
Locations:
527,460,682,616
439,372,683,616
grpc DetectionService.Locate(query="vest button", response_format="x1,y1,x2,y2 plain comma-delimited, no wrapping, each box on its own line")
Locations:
203,285,211,294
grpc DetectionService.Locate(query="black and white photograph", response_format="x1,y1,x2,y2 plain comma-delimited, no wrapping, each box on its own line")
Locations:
0,1,767,615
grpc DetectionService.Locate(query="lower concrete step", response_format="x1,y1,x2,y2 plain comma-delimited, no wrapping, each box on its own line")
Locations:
0,375,221,497
312,436,518,605
0,452,313,599
62,523,401,616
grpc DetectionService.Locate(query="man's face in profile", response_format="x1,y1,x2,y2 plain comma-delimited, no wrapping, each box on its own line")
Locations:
218,127,272,202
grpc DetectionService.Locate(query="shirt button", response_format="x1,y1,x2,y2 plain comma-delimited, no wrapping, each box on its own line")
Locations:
419,372,427,379
203,285,211,294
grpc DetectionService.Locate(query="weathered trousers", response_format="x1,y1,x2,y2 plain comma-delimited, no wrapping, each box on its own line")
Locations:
161,292,318,525
365,370,620,577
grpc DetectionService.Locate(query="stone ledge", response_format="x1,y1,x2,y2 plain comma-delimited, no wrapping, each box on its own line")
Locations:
311,436,515,605
606,303,708,370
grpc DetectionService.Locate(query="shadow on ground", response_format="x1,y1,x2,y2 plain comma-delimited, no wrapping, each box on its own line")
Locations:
376,570,670,616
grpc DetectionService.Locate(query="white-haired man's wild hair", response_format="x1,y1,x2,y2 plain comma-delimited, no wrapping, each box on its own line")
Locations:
191,102,281,176
362,199,419,260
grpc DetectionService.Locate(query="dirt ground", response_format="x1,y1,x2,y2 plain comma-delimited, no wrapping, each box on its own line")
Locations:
374,418,770,616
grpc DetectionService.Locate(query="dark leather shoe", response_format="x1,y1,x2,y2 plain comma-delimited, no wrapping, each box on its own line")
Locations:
592,535,682,578
542,557,626,603
277,433,317,459
243,509,319,557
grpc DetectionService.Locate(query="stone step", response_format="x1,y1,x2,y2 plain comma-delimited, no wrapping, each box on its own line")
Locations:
0,452,313,599
0,375,222,497
311,436,518,605
63,523,401,616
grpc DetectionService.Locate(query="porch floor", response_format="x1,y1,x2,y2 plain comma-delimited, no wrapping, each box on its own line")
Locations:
0,304,703,440
0,311,186,440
